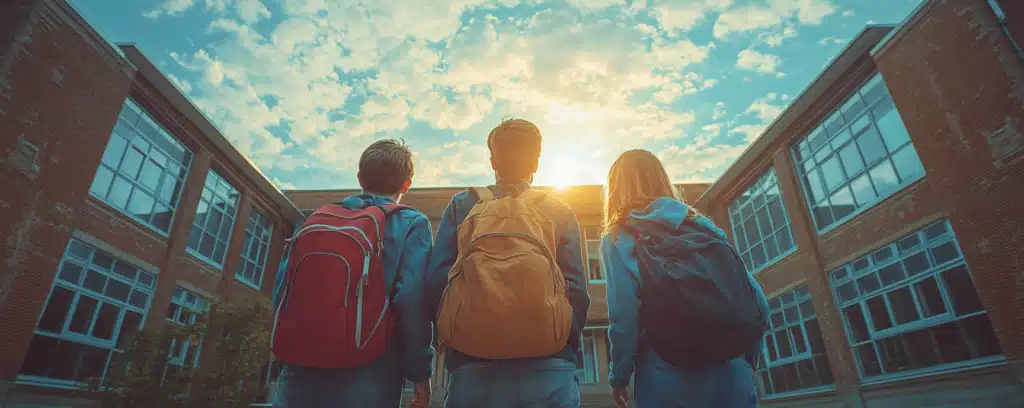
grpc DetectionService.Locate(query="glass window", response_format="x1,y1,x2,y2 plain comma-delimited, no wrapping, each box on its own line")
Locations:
186,170,240,268
728,169,798,273
576,329,602,384
19,239,156,387
756,285,835,398
829,220,1002,380
90,99,192,235
793,73,926,232
164,287,210,382
236,207,274,289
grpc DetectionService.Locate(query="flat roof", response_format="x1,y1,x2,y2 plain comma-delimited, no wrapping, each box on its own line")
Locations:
118,44,304,225
695,25,895,209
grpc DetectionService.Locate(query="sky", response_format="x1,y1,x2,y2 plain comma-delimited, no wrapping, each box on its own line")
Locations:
69,0,924,190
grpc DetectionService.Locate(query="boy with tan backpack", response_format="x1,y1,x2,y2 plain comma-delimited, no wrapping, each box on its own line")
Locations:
425,118,591,408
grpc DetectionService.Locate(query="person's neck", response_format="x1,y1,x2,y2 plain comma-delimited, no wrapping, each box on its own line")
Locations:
362,191,402,203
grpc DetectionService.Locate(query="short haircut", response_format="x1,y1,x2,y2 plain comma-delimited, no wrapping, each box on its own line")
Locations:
487,118,542,180
358,139,414,195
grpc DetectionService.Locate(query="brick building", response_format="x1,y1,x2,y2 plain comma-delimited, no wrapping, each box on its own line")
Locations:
693,0,1024,406
1,0,302,405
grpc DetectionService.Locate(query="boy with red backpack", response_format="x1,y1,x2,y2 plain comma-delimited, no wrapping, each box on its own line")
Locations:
271,139,434,408
424,119,591,408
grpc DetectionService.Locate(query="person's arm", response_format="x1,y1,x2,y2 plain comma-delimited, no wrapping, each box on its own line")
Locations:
394,215,436,383
424,198,459,321
557,211,590,335
603,235,640,389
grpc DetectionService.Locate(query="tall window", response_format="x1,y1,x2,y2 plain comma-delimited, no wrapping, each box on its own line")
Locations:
236,207,274,289
793,73,926,233
19,239,156,387
187,170,240,268
584,226,604,282
90,99,193,235
757,286,834,398
830,220,1002,380
164,287,210,383
728,169,797,273
576,328,602,383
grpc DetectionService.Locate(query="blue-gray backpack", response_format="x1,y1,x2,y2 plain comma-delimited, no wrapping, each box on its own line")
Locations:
623,215,768,367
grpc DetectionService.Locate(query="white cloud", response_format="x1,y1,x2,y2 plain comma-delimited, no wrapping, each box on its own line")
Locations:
273,178,298,190
730,124,768,143
650,0,734,34
656,142,748,182
841,9,854,17
713,0,837,39
713,101,727,120
143,0,195,19
818,36,847,45
757,24,797,47
745,93,784,122
736,49,781,73
144,0,270,22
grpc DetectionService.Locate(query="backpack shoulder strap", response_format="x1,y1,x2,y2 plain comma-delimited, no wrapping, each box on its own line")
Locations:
380,204,409,214
471,187,494,202
518,189,547,204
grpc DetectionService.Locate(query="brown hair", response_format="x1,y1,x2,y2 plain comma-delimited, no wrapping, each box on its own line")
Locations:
487,117,542,180
603,149,700,236
358,139,414,195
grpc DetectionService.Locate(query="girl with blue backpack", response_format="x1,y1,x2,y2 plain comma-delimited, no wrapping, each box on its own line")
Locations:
600,149,771,408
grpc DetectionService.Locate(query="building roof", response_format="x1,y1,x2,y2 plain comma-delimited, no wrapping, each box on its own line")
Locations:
118,44,304,226
286,183,710,221
694,25,895,210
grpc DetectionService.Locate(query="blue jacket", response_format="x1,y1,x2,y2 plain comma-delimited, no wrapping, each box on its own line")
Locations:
272,194,436,382
424,180,591,372
602,197,769,388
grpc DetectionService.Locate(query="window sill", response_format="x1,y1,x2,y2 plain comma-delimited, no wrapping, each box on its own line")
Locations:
760,385,837,402
186,247,224,271
814,176,926,236
751,247,799,275
235,275,262,291
15,375,87,391
859,356,1007,389
86,196,172,242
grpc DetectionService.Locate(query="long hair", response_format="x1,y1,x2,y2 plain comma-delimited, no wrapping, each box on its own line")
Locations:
602,149,699,237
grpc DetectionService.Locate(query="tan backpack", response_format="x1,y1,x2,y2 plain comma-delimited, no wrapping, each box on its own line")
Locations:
436,187,573,359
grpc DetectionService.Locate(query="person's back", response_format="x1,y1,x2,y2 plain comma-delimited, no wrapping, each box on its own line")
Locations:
425,119,590,408
271,139,434,408
600,149,770,408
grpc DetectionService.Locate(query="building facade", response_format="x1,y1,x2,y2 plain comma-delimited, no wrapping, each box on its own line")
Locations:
1,0,302,406
694,1,1024,407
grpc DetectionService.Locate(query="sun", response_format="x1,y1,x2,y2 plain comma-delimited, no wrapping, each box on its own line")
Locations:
535,152,591,189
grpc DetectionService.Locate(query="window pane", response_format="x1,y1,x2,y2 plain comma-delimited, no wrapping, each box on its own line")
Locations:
92,303,119,340
777,226,795,254
39,287,75,333
69,295,99,335
874,98,912,151
903,251,931,276
119,147,145,178
887,287,919,325
892,145,925,182
837,281,858,303
58,262,84,284
109,176,133,209
857,274,881,295
790,326,807,354
933,322,970,363
960,314,1002,358
856,128,887,165
806,170,826,202
829,187,855,221
844,304,869,343
849,173,877,207
931,241,960,265
914,278,947,318
857,344,882,376
90,166,115,198
805,319,826,353
878,263,906,287
942,266,983,316
820,156,845,193
868,160,899,195
867,295,893,331
839,143,866,176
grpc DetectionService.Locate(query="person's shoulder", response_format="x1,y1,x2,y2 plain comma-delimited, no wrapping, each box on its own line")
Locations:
532,190,575,215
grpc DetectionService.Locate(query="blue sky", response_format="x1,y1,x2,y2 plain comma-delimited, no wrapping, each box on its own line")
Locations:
70,0,923,190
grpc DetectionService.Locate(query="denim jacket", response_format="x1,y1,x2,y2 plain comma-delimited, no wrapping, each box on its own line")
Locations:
602,197,770,388
424,180,591,372
272,194,436,382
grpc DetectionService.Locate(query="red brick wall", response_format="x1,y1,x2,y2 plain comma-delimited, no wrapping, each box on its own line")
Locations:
0,1,136,381
874,0,1024,363
994,0,1024,49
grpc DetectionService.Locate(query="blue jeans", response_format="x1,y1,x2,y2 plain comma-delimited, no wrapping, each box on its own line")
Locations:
272,352,405,408
445,358,580,408
633,349,758,408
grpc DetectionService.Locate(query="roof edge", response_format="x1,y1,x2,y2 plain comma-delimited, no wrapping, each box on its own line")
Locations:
694,25,895,209
117,44,304,225
871,0,938,57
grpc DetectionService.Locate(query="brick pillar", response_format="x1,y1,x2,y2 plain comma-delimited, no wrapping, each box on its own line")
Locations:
773,150,865,407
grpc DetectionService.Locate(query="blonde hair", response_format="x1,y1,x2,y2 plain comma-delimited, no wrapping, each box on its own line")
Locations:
602,149,700,237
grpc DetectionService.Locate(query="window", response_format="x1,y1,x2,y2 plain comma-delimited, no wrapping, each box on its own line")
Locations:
163,287,209,385
756,286,834,398
186,170,240,268
90,99,193,235
236,207,274,289
728,169,798,273
830,220,1002,381
18,239,156,387
584,226,604,282
793,74,926,233
576,329,602,383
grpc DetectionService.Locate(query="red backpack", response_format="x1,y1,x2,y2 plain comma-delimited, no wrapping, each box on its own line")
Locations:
271,203,404,368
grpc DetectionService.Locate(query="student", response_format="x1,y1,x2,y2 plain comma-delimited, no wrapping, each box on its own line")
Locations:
600,149,770,408
424,118,591,408
271,139,434,408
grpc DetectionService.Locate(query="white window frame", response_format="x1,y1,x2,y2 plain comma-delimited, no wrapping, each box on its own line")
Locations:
757,286,835,399
164,287,209,371
90,98,193,237
728,168,798,274
235,206,273,290
583,226,605,283
576,328,602,384
186,169,241,269
829,220,1004,383
17,238,156,389
792,73,926,234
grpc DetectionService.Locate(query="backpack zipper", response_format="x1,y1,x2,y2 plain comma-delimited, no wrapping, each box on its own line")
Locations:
311,211,384,254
